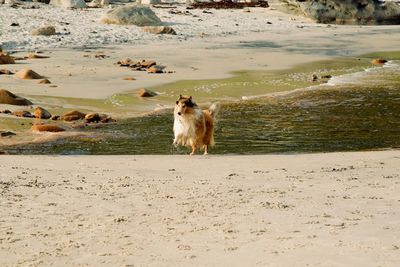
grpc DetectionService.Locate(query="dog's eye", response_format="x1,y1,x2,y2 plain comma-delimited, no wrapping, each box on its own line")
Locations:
182,104,186,108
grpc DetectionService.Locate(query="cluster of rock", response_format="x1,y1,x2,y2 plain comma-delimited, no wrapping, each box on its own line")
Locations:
280,0,400,24
116,58,168,73
190,0,269,9
0,89,114,134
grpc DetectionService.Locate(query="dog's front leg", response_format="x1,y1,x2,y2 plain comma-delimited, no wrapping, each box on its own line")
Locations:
190,145,196,156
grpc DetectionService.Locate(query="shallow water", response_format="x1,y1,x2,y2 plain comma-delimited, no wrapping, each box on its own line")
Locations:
3,60,400,155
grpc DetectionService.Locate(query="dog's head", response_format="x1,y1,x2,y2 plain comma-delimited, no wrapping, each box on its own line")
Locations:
175,95,196,116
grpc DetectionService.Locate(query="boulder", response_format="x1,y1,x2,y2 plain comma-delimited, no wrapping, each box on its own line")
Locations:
50,0,87,8
141,26,177,35
32,26,56,36
0,53,15,64
15,69,43,80
34,106,52,119
38,79,51,84
288,0,400,25
101,4,163,26
0,89,32,105
137,88,157,97
12,110,33,118
31,124,65,132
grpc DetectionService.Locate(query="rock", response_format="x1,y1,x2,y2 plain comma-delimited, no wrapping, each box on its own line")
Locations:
38,79,51,84
123,76,136,80
0,109,12,114
0,89,32,105
12,110,33,118
0,69,14,75
137,88,157,97
85,113,101,123
61,110,86,121
31,124,65,132
141,26,177,35
311,73,318,82
371,58,387,65
292,0,400,25
34,106,52,119
0,131,16,137
26,53,50,59
140,0,161,5
140,60,156,68
87,0,108,8
51,115,60,120
31,26,56,36
101,4,163,26
147,65,164,73
117,58,134,66
0,53,15,64
50,0,87,8
15,69,43,80
33,0,50,4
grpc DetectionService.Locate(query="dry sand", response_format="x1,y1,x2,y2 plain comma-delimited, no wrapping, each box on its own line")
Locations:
1,151,400,266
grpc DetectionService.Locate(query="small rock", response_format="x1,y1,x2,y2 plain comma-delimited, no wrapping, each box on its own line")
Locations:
123,77,136,81
0,131,16,137
31,124,65,132
311,73,318,82
371,58,387,65
32,26,56,36
15,69,43,80
140,60,156,68
10,22,19,27
26,54,50,59
137,88,157,97
50,0,87,9
12,110,33,118
141,26,177,35
0,69,14,75
61,110,86,121
34,106,52,119
147,65,164,73
0,109,12,114
0,52,15,65
38,79,51,84
85,113,101,123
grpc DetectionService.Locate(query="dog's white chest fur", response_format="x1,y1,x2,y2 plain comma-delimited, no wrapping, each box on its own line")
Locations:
173,109,203,146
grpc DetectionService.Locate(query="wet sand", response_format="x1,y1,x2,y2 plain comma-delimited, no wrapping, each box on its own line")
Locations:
0,151,399,266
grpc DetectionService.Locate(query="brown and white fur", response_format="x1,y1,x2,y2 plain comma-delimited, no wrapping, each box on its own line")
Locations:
173,95,219,155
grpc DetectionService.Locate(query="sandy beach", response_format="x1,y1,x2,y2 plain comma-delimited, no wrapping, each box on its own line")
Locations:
0,151,399,266
1,1,400,266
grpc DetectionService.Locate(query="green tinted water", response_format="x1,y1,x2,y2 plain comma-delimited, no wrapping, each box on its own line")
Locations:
3,59,400,155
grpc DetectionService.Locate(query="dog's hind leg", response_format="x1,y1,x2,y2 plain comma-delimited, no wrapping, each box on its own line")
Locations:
190,145,197,156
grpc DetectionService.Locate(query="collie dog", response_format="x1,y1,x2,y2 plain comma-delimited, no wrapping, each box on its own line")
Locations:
173,95,219,155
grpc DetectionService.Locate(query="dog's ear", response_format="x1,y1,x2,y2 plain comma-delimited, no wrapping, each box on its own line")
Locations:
179,94,183,99
189,96,192,100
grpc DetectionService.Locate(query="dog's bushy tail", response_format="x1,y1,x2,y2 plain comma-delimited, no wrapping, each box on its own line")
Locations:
208,102,220,118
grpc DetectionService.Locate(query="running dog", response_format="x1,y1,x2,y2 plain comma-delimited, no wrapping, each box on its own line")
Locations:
173,95,219,155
